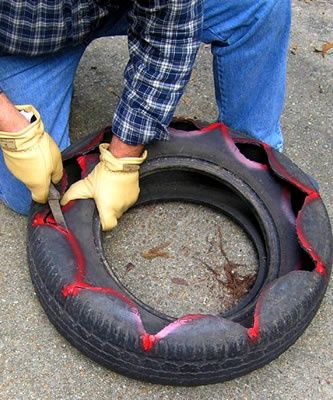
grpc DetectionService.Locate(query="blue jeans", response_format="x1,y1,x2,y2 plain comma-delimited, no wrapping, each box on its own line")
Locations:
0,0,291,214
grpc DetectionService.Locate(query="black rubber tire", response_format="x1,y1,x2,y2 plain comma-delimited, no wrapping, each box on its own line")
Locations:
27,120,332,385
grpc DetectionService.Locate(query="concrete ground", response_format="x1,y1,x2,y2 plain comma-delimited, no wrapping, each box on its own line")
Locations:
1,1,332,399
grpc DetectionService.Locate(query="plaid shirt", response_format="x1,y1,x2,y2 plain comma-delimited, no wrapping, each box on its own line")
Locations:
0,1,203,145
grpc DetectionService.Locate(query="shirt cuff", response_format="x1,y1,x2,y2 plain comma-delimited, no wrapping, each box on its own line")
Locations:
112,97,170,145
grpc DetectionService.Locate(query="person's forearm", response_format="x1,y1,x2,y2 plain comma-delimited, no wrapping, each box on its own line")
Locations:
0,92,30,132
0,91,143,158
109,135,144,158
111,0,203,147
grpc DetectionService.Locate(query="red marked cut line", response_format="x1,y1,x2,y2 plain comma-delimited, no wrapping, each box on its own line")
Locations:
32,209,49,226
140,314,207,352
32,211,210,354
77,155,87,177
229,136,319,195
61,282,144,328
247,300,261,342
169,121,221,137
141,333,157,352
62,281,209,353
230,139,324,275
62,282,139,312
201,121,222,133
223,133,326,275
219,125,268,171
33,212,144,330
62,282,92,297
33,212,86,281
62,281,210,353
247,315,260,342
140,332,158,352
246,282,273,342
263,145,317,196
296,193,326,276
315,263,326,276
77,154,100,178
218,122,229,137
61,200,77,214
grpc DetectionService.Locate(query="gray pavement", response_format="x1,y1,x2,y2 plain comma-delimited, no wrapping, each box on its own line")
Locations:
1,1,332,399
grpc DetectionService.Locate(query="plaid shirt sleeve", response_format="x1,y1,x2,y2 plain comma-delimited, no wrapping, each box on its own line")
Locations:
0,1,111,56
112,0,203,145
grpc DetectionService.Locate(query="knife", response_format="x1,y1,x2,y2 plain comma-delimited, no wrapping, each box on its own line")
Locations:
48,183,68,230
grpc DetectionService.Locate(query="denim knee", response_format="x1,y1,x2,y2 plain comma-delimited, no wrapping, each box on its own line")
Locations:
0,147,32,214
0,177,31,215
202,0,291,50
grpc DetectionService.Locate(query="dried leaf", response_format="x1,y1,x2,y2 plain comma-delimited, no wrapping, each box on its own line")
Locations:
322,42,333,54
223,263,256,299
171,277,189,286
124,262,135,274
141,242,170,260
217,227,231,263
314,41,333,57
190,69,198,82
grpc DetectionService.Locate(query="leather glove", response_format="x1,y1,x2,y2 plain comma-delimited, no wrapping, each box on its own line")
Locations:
61,143,147,231
0,105,63,203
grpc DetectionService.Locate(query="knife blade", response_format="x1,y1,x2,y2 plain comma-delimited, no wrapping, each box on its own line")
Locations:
48,183,68,230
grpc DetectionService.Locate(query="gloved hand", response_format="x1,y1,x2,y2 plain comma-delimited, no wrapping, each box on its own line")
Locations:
0,105,63,203
61,143,147,231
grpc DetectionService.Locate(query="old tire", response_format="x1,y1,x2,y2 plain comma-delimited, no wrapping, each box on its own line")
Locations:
27,120,332,385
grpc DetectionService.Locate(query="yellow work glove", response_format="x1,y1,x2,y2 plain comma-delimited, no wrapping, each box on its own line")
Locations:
61,143,147,231
0,105,63,203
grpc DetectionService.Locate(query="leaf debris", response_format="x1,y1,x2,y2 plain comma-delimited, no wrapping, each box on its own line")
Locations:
196,227,257,305
141,242,171,260
171,277,189,286
124,262,135,274
314,41,333,57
